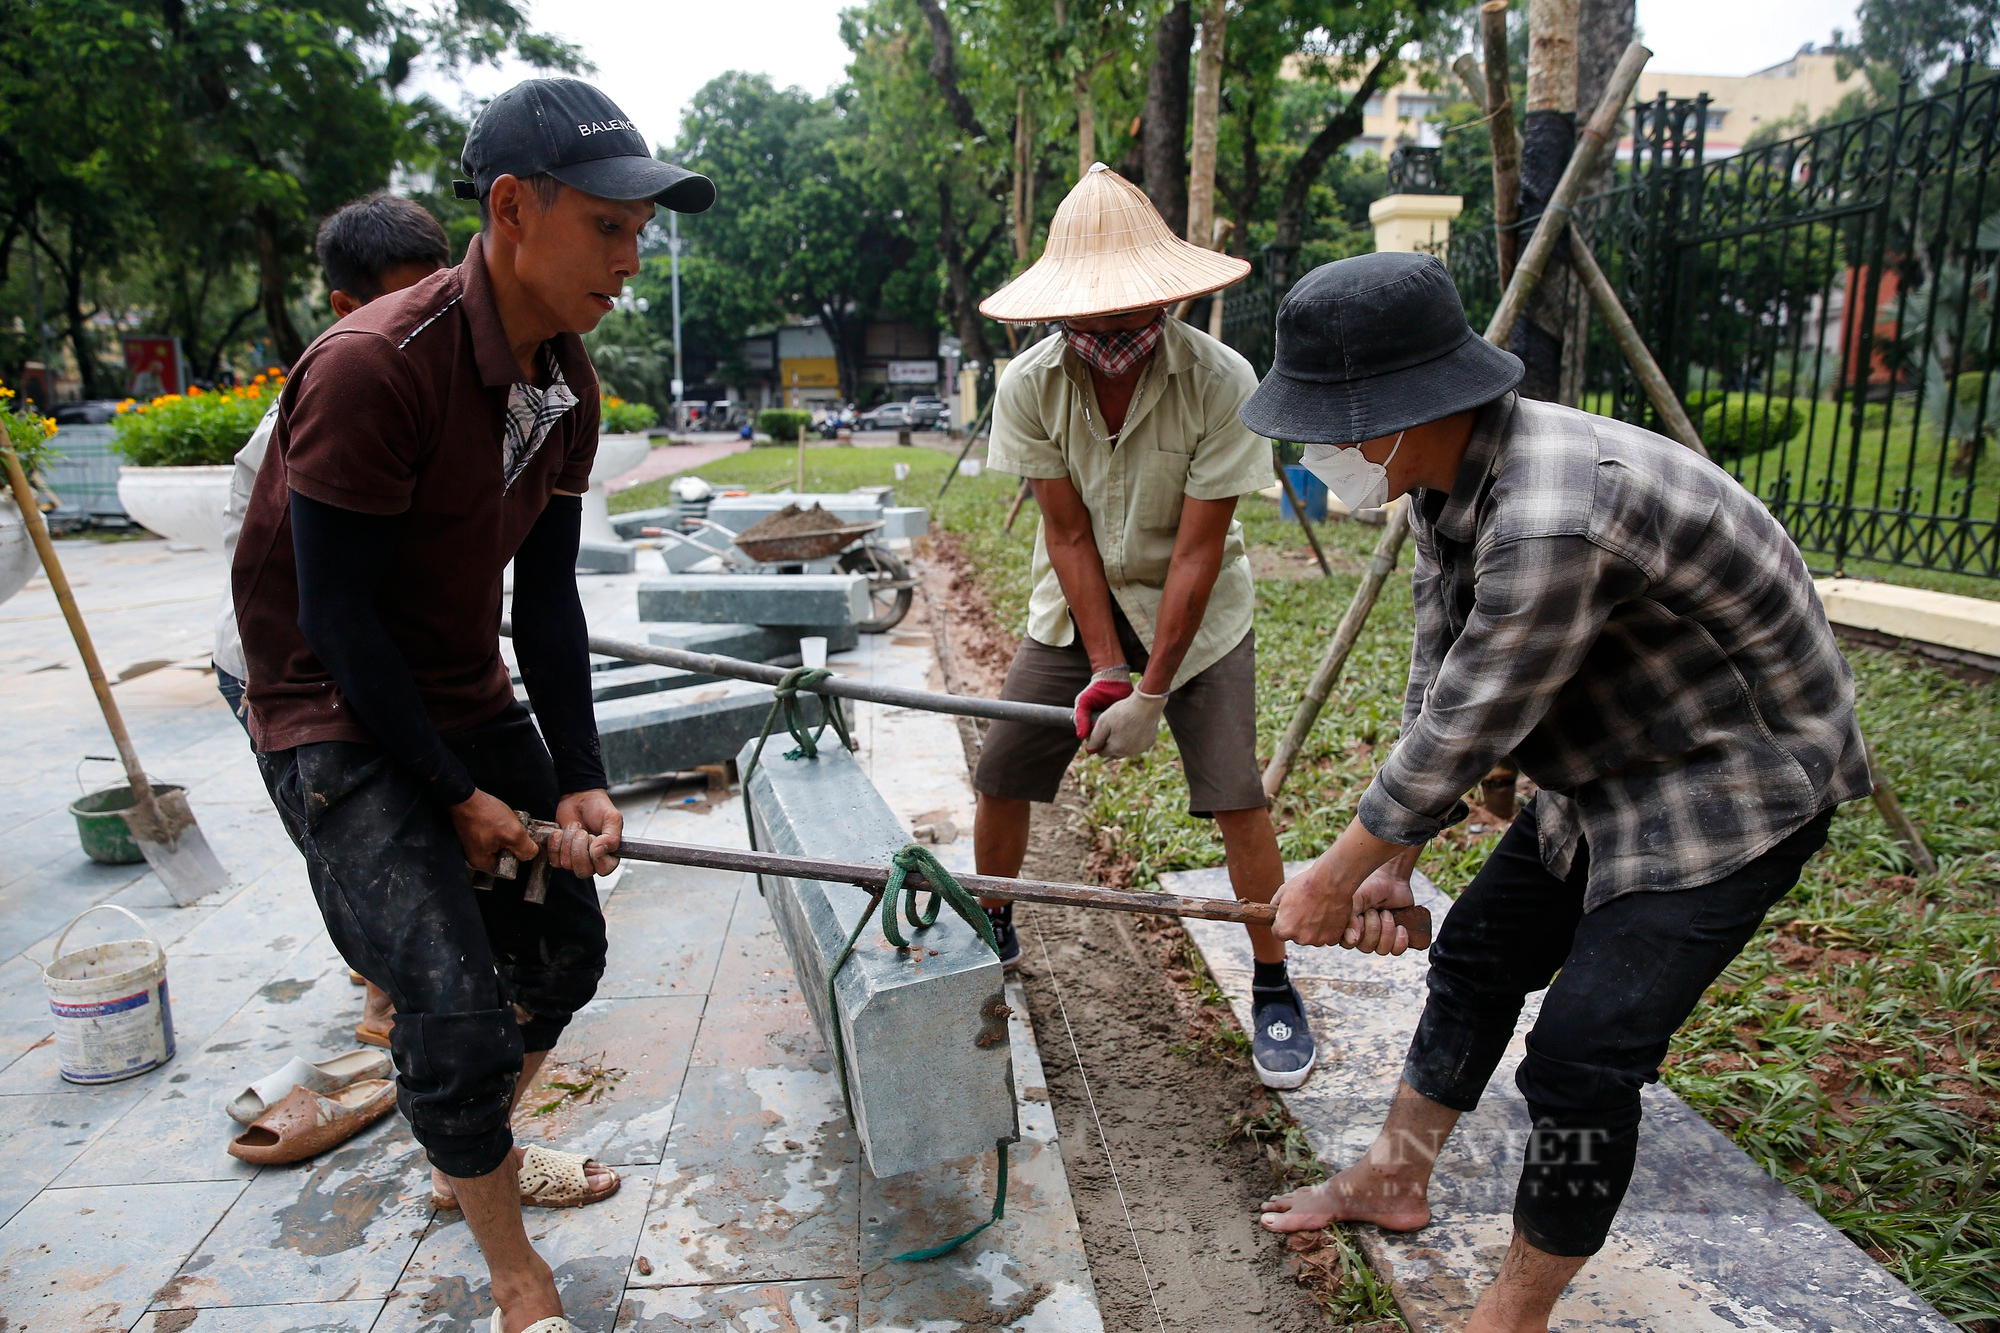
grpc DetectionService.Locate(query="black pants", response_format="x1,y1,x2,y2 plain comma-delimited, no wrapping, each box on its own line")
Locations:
261,702,607,1177
1403,798,1832,1257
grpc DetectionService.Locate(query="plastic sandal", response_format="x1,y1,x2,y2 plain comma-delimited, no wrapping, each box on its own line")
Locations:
353,1021,391,1050
225,1048,391,1125
433,1144,620,1211
226,1079,397,1165
489,1311,573,1333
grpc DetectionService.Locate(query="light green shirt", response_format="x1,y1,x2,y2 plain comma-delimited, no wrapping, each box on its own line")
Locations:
986,320,1270,690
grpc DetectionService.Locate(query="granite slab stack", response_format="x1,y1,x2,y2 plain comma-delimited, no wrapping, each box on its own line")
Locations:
739,737,1016,1177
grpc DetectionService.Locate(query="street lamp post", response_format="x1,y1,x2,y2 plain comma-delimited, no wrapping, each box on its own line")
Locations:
669,211,686,434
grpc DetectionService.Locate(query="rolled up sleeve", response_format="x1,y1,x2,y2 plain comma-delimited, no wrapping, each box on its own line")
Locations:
986,360,1070,480
1358,534,1640,845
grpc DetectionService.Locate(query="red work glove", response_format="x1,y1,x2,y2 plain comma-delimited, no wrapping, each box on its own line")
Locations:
1074,665,1134,738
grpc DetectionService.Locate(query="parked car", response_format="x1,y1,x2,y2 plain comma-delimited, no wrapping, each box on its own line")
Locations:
906,394,947,428
859,402,912,431
52,400,122,425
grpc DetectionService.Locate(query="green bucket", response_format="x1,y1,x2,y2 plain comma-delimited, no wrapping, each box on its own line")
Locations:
70,783,188,865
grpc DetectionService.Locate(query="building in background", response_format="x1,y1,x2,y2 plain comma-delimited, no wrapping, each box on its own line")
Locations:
1631,46,1867,159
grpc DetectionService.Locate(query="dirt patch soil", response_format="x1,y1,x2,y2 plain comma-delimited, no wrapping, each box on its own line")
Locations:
915,531,1332,1332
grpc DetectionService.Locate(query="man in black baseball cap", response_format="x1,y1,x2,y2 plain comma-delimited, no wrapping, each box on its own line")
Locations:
233,78,712,1333
455,77,716,213
1244,252,1868,1331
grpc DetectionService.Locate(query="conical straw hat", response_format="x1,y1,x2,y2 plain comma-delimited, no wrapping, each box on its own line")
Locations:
979,163,1252,323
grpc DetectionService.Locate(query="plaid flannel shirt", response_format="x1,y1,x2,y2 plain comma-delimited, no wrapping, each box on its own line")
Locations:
1358,394,1871,908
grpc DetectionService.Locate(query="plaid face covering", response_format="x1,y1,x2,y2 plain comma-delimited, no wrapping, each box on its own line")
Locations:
1063,316,1165,377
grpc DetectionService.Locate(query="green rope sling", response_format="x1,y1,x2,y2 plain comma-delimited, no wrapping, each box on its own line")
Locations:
738,668,1010,1262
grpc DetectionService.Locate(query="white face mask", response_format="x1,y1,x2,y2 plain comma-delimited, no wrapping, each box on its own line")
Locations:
1300,431,1403,512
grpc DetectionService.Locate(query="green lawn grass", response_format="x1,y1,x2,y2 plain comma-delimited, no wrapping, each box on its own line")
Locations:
617,439,1999,1327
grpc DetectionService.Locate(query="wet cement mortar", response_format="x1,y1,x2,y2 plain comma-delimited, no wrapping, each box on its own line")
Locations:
916,537,1331,1332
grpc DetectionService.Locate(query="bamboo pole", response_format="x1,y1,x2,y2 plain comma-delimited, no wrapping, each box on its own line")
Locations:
1003,477,1033,533
1481,2,1523,286
1260,501,1410,798
553,827,1439,948
1452,53,1486,106
1486,40,1648,348
1273,449,1334,577
1567,230,1708,456
1866,742,1939,876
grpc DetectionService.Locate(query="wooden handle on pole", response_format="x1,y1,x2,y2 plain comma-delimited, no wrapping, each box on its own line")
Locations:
1485,41,1650,347
1,444,162,821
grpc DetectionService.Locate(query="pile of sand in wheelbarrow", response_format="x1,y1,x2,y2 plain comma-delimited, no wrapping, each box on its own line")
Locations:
734,503,862,542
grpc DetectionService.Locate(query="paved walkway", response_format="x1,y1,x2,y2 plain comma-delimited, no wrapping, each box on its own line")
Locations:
0,537,1100,1331
605,436,752,496
1161,865,1955,1332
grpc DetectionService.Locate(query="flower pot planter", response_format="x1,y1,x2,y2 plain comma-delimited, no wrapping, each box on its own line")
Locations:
582,433,654,545
0,494,39,608
117,465,232,551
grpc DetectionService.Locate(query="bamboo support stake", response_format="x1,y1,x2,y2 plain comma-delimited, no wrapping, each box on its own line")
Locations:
1261,500,1410,798
1481,2,1523,286
1866,742,1939,876
1567,231,1708,457
1486,40,1648,348
1452,53,1486,105
1003,477,1033,533
1273,450,1334,578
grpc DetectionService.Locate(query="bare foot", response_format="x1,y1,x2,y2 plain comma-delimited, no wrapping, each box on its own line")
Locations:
1259,1159,1433,1234
431,1147,618,1209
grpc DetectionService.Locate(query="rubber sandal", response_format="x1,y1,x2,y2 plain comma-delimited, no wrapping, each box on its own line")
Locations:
226,1079,397,1165
354,1021,391,1050
433,1145,621,1211
225,1048,391,1124
489,1311,573,1333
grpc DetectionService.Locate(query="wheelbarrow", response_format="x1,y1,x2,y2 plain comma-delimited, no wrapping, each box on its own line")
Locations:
643,504,915,633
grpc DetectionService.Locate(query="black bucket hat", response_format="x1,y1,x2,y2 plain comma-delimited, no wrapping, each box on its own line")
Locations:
456,78,715,214
1240,252,1522,444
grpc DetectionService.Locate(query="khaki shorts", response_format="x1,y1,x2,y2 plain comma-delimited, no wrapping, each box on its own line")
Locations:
972,610,1266,816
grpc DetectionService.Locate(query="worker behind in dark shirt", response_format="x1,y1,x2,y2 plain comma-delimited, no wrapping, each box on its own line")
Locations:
231,80,713,1333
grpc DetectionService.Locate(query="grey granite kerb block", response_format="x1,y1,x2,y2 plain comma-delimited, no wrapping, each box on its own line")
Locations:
739,738,1018,1178
637,575,870,628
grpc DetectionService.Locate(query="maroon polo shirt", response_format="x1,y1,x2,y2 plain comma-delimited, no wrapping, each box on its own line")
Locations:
232,234,599,753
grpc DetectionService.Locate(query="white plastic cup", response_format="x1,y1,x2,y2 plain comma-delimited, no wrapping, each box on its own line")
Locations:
800,636,829,669
893,462,911,480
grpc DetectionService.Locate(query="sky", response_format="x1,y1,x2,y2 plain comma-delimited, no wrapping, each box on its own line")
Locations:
411,0,1864,158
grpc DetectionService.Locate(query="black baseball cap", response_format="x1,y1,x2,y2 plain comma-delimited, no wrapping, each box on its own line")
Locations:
455,78,715,214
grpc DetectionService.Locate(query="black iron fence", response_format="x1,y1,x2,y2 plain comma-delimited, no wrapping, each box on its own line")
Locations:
1442,73,2000,580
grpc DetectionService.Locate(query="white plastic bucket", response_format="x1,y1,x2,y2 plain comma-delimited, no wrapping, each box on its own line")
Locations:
41,904,176,1084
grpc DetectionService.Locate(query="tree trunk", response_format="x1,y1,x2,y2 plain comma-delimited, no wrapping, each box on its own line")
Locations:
1272,56,1393,251
1141,0,1193,237
1560,0,1635,404
1012,86,1034,264
253,207,305,368
1187,0,1229,248
1512,0,1579,403
938,181,994,367
1075,74,1096,179
1219,87,1262,256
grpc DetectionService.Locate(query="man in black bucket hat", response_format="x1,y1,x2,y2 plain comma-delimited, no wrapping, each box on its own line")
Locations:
1246,252,1870,1331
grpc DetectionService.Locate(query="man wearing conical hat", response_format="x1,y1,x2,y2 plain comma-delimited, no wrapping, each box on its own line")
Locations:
971,163,1317,1091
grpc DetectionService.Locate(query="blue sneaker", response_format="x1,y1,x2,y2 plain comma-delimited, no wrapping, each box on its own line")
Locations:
1251,980,1317,1089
